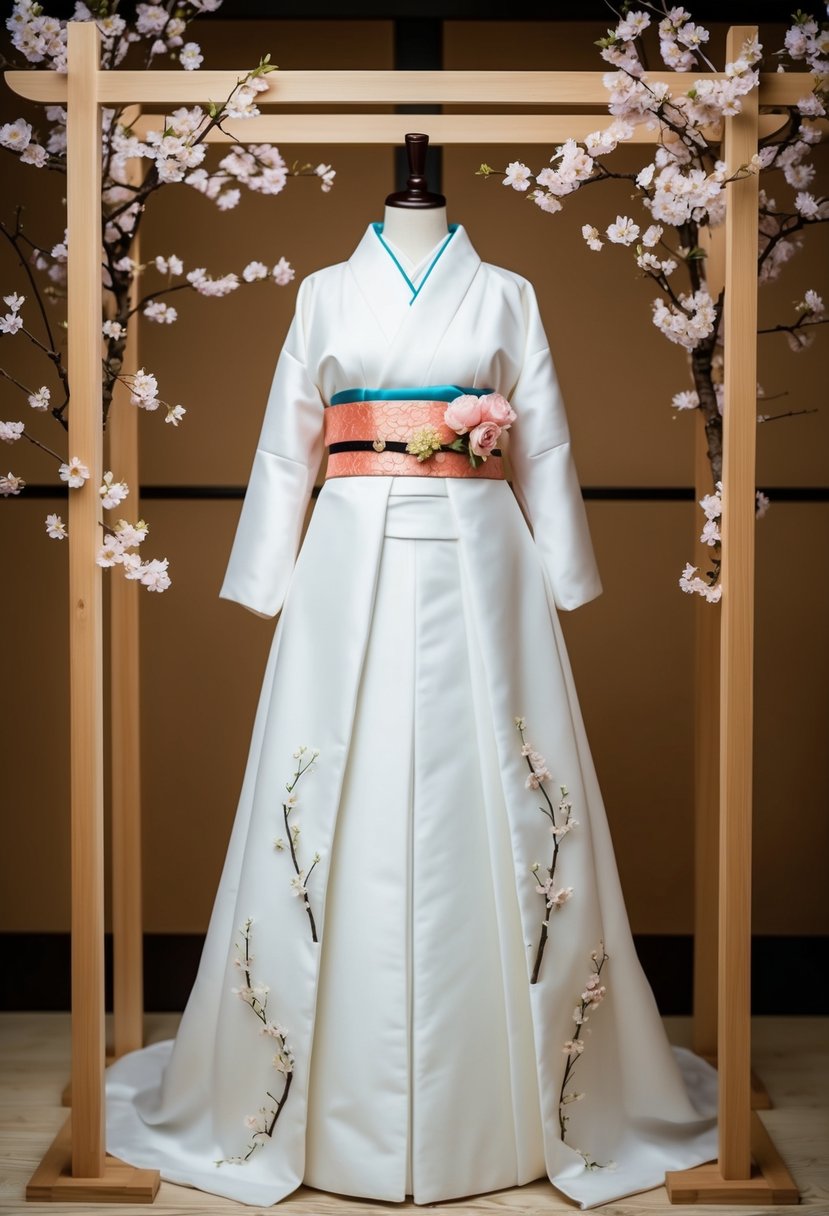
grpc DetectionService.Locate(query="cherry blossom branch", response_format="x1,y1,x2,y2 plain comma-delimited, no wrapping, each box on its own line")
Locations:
19,428,64,463
0,209,58,349
102,59,277,230
758,407,818,423
558,945,610,1159
0,209,69,410
515,718,577,985
758,316,828,336
758,213,829,276
275,747,320,942
218,918,294,1166
124,279,193,320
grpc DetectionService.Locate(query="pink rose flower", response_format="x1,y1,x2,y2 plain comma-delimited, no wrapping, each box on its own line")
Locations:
468,421,502,459
479,392,517,428
444,394,482,434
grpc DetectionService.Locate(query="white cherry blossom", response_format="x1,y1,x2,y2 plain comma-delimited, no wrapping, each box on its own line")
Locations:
20,142,47,167
672,390,699,411
127,369,160,409
113,519,148,548
581,224,603,252
271,258,295,286
0,311,23,334
315,163,336,191
606,215,640,245
143,300,178,323
58,456,91,488
179,41,203,70
154,254,184,276
0,421,24,443
243,261,269,282
27,386,50,410
503,161,532,191
533,192,562,214
186,267,240,297
0,471,25,495
96,535,125,567
139,557,172,592
0,118,32,150
99,471,129,509
45,512,67,540
802,290,825,316
165,404,187,426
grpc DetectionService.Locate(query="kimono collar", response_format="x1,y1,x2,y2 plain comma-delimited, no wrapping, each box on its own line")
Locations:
346,220,483,358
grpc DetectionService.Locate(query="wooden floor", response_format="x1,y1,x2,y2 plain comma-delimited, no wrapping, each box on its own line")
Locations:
1,1015,826,1215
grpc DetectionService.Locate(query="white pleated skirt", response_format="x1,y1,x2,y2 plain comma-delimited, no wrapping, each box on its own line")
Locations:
303,477,547,1203
103,472,720,1210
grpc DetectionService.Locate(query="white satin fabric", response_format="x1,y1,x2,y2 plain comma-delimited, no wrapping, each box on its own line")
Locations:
303,481,547,1202
104,225,719,1208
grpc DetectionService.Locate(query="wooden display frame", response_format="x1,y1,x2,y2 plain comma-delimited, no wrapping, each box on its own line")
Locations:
5,20,804,1204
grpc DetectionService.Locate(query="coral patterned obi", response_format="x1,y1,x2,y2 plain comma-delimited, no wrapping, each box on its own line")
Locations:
324,387,506,480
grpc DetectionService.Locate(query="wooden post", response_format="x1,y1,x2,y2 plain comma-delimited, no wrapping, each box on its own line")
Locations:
691,221,723,1063
110,137,145,1060
693,224,771,1112
717,24,759,1181
691,421,721,1061
65,18,106,1180
25,23,158,1202
667,26,795,1205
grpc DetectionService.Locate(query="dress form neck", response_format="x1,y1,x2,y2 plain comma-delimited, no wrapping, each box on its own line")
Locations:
381,204,449,266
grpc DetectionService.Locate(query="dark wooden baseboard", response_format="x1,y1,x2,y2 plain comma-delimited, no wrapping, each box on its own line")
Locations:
1,933,826,1014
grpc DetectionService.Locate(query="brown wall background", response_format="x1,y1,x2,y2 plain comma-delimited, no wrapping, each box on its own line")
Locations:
1,20,827,938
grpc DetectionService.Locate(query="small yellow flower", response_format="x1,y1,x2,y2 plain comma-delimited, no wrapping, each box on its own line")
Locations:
372,437,386,452
405,424,443,462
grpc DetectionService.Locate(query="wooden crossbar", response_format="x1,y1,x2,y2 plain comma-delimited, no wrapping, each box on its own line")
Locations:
128,112,791,144
5,66,811,107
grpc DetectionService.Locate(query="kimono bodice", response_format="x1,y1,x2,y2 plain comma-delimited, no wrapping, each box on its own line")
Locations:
219,221,602,619
302,222,528,408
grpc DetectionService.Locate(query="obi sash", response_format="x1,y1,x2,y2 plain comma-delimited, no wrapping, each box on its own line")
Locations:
324,386,505,480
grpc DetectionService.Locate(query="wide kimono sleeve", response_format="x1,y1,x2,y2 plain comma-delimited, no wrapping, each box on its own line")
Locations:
219,276,325,618
506,279,602,611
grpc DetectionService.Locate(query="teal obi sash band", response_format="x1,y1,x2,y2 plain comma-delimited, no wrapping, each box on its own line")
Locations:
330,386,492,406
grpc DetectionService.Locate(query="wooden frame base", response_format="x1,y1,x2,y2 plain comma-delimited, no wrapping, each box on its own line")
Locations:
665,1111,799,1205
26,1115,160,1204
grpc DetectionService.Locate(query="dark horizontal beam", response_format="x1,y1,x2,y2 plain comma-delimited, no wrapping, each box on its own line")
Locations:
1,931,825,1015
37,2,802,21
11,484,829,502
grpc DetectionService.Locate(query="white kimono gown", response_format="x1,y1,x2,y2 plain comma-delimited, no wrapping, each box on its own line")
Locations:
104,220,719,1209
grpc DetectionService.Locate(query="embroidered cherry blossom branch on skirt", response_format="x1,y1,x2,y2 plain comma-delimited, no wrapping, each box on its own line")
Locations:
514,717,578,984
216,917,295,1166
273,745,321,941
559,944,616,1172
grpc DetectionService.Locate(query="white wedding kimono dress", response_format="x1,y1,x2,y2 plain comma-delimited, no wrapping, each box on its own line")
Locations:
104,220,719,1209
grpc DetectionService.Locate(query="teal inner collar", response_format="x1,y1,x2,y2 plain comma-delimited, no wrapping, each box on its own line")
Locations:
371,222,459,305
